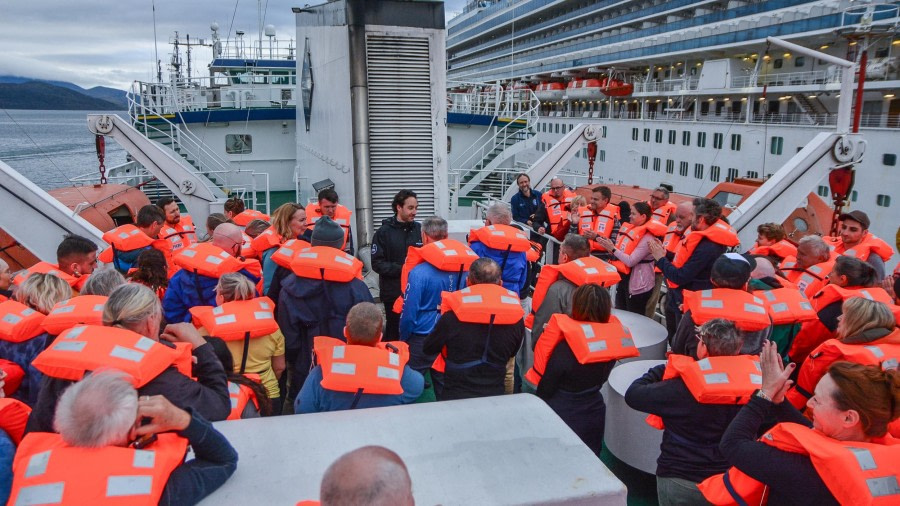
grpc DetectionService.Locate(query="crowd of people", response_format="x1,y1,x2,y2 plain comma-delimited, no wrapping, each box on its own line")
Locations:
0,178,898,504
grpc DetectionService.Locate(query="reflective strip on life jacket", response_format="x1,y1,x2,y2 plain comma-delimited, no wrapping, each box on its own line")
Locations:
650,201,677,224
173,242,255,279
9,432,188,506
314,336,410,396
749,239,797,260
30,325,192,387
158,216,196,251
250,228,285,257
526,256,621,329
42,295,107,336
757,288,817,325
392,239,477,313
782,256,834,300
812,284,897,315
610,220,667,274
102,225,156,253
682,289,771,331
664,354,761,404
11,262,85,292
225,378,260,420
699,422,900,505
290,246,363,282
525,313,638,387
232,209,271,226
189,297,279,341
441,284,525,325
0,398,31,446
825,232,894,262
269,239,312,269
0,300,46,343
469,224,531,253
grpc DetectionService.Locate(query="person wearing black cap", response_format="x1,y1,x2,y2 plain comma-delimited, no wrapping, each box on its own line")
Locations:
671,253,772,358
826,210,893,280
275,216,374,410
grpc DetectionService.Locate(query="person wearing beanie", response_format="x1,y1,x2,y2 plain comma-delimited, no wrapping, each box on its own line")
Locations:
311,216,346,250
671,253,772,358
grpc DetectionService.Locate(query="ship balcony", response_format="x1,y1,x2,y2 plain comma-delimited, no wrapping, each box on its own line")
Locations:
537,109,900,128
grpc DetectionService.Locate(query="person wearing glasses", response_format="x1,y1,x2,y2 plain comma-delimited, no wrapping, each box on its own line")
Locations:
534,178,575,241
625,319,757,506
163,222,262,323
648,187,677,225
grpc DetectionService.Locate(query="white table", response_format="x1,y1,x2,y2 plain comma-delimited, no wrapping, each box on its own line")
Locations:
602,359,666,474
200,394,627,505
612,309,668,362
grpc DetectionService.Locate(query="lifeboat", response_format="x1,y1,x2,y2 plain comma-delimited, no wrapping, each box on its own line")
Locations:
566,79,604,100
534,82,565,101
601,78,634,97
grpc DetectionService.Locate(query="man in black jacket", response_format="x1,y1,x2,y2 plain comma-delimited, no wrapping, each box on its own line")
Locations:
624,319,748,506
371,190,422,342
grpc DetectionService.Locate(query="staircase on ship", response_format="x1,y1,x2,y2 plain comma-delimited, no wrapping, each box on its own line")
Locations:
448,82,540,209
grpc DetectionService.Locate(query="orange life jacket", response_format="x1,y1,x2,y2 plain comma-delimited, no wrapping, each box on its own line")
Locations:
269,239,312,269
31,325,193,386
656,223,685,274
173,242,261,279
788,329,900,410
190,297,280,373
432,284,525,372
314,336,410,396
575,203,620,251
12,261,87,292
240,231,257,259
811,284,898,315
682,288,771,331
649,200,677,224
307,204,353,248
290,246,363,282
9,432,189,506
526,256,621,329
0,398,31,445
98,224,161,273
668,220,741,288
541,190,576,233
0,359,25,397
469,224,538,262
41,295,107,336
645,354,761,429
232,209,271,226
250,228,285,257
824,231,894,263
699,422,900,505
755,287,817,325
749,239,797,260
158,215,197,252
0,300,46,343
392,239,477,313
609,220,667,274
781,256,835,300
525,313,638,387
226,376,261,420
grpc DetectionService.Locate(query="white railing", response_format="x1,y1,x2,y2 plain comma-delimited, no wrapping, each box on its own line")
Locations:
132,77,295,115
536,109,900,128
215,37,296,60
732,69,838,88
633,77,699,94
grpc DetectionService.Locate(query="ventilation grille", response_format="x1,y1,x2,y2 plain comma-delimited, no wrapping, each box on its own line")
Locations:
366,34,436,223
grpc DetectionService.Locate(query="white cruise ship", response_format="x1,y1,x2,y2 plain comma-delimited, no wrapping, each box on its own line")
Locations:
445,0,900,263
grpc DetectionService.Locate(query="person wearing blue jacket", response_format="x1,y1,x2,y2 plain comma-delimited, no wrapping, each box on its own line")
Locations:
296,302,423,413
468,202,528,296
510,173,543,226
276,217,374,409
399,216,468,375
162,223,261,323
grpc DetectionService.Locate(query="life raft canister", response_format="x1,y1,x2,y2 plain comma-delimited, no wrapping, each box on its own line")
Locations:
8,432,189,506
392,239,477,313
525,313,638,387
0,300,46,343
289,246,363,282
526,256,621,329
41,295,107,336
314,336,410,396
698,422,900,505
682,288,771,331
31,325,193,386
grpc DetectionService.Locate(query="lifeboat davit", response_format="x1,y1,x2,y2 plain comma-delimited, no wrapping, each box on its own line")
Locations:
534,82,565,101
566,79,604,100
601,78,634,97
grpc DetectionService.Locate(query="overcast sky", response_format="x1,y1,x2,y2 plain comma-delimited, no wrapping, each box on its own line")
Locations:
1,0,469,90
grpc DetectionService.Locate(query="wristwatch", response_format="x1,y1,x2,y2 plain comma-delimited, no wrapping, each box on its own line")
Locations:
754,389,771,402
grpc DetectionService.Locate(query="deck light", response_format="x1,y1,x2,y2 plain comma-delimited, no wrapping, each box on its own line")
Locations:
885,94,896,98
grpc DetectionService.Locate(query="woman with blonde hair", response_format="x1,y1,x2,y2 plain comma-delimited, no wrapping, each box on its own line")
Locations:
194,273,286,415
258,203,309,294
26,282,232,432
0,273,72,406
785,297,899,409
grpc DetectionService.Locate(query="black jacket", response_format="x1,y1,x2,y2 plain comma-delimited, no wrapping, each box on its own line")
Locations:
26,342,231,434
371,217,422,302
625,363,745,483
655,237,727,307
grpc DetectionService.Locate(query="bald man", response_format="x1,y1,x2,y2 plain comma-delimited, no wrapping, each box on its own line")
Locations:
320,446,414,506
163,222,262,323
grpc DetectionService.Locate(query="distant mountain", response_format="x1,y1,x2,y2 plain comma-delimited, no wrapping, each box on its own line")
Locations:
0,75,127,110
0,82,125,110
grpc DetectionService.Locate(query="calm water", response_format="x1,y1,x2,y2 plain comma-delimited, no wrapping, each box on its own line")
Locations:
0,109,128,189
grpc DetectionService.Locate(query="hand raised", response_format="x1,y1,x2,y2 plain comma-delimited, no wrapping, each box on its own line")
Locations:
135,395,192,435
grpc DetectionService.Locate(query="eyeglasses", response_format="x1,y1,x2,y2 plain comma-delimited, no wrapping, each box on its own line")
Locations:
697,333,711,345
